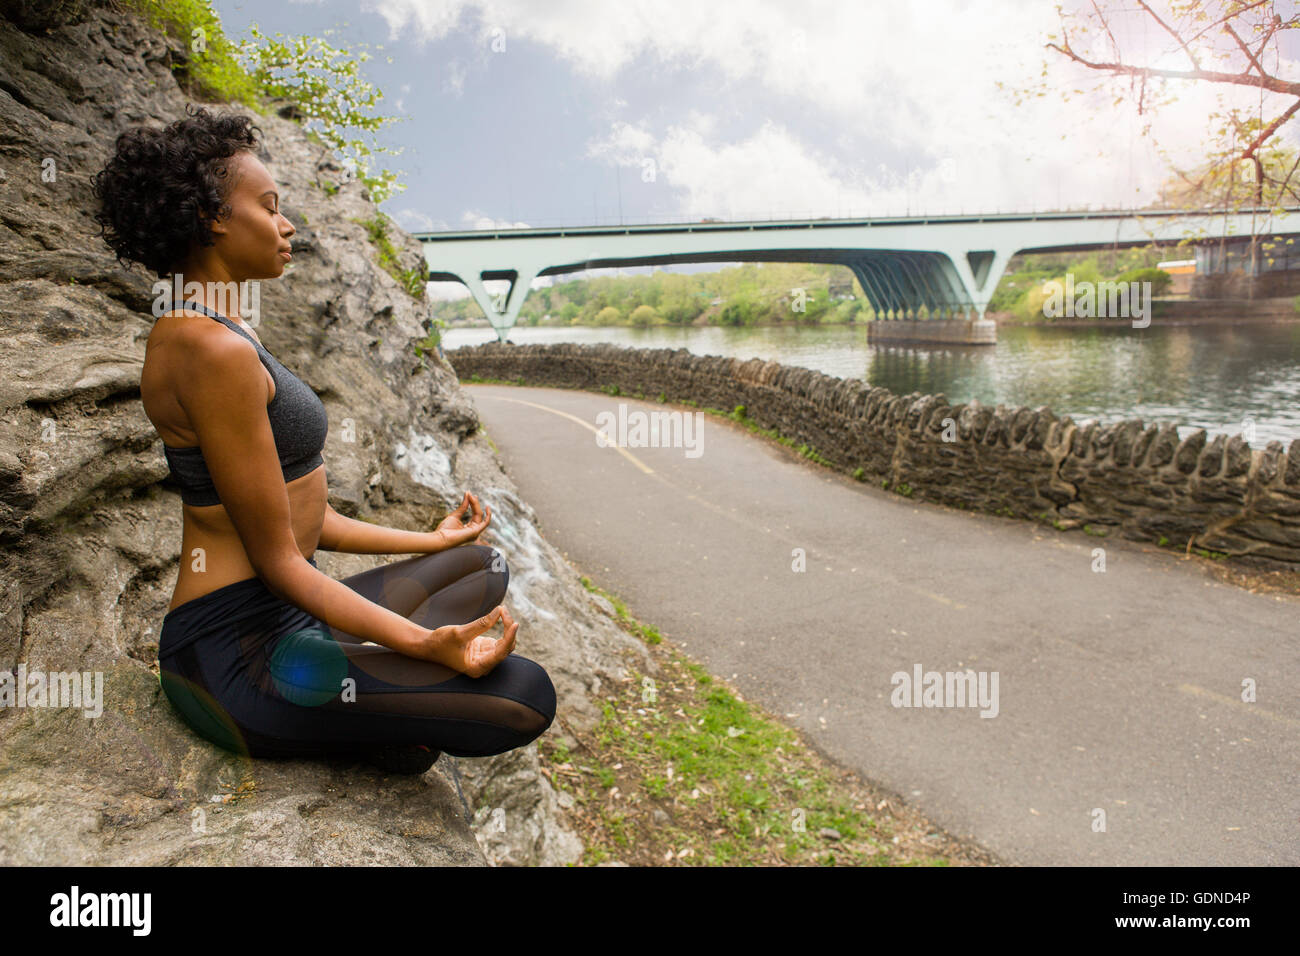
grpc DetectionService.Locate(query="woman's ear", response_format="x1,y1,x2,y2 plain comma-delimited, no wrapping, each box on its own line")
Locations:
203,211,229,237
201,210,232,239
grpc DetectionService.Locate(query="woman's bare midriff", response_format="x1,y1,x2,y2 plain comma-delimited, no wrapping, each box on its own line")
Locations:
143,311,327,613
167,464,327,613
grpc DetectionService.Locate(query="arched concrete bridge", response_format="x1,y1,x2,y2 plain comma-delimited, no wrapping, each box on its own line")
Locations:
414,207,1300,345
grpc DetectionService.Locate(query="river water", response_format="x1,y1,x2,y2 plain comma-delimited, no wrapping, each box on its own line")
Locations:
441,321,1300,446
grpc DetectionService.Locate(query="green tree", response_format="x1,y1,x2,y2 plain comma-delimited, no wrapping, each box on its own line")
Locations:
719,292,760,326
236,24,407,204
567,281,590,307
797,286,833,324
629,304,659,326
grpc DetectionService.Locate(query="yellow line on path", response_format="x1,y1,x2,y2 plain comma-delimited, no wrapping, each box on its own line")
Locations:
491,396,655,474
484,392,967,611
1178,683,1298,727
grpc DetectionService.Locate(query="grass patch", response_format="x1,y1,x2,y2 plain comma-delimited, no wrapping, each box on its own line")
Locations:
578,575,661,645
698,403,836,468
465,374,533,386
539,578,1000,867
121,0,262,106
1037,511,1070,531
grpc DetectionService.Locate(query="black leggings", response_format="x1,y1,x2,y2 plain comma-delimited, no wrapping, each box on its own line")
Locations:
158,545,555,759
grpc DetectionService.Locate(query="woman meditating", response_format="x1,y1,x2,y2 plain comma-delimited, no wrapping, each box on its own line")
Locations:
91,104,555,775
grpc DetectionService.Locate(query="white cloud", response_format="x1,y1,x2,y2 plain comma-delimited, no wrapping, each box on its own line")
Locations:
364,0,1300,215
443,58,466,96
459,209,533,229
389,209,534,233
426,281,473,301
585,119,656,161
425,272,551,302
390,208,445,231
589,116,884,219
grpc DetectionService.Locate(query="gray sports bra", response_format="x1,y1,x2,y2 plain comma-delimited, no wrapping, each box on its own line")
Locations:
160,300,328,507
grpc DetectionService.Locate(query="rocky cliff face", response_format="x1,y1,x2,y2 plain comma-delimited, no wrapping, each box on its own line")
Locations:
0,1,651,864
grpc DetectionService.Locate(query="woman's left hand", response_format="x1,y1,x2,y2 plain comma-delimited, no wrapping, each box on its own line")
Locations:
435,491,492,548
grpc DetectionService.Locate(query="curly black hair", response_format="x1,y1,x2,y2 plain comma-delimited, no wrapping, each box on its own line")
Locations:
91,104,264,278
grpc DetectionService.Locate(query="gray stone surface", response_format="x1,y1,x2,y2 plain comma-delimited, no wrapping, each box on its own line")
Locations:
0,2,651,865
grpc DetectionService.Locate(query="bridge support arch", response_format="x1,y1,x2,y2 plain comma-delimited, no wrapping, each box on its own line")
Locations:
850,247,1012,343
436,264,543,342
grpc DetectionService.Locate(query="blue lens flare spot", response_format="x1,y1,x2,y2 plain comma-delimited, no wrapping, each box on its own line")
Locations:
268,626,350,708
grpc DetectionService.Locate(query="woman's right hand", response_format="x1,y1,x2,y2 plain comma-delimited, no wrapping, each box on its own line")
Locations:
423,605,518,677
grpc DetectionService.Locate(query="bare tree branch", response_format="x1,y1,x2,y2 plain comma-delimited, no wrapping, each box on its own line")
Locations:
1242,97,1300,158
1183,0,1270,46
1046,41,1300,95
1090,0,1124,62
1044,0,1300,213
1136,0,1202,71
1256,153,1300,204
1250,14,1281,65
1223,23,1269,78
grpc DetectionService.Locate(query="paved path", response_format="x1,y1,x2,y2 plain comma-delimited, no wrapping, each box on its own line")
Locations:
467,384,1299,865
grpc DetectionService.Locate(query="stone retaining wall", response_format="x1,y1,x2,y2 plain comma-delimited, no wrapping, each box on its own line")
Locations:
1193,270,1300,300
446,341,1300,568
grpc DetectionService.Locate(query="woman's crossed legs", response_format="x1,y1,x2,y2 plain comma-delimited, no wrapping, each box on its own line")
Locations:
258,545,555,760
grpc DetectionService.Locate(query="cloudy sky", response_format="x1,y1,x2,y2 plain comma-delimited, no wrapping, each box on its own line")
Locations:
211,0,1300,292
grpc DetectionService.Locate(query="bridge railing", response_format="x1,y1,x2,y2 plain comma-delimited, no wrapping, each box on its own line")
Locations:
412,205,1300,236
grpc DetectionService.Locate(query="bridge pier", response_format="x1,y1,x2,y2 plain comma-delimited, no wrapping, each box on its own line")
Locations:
867,316,997,345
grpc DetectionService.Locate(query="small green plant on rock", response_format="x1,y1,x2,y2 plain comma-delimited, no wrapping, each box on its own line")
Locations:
351,212,427,299
126,0,261,106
